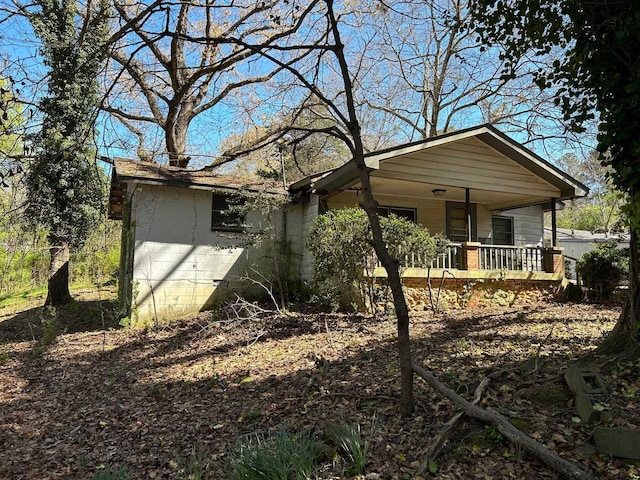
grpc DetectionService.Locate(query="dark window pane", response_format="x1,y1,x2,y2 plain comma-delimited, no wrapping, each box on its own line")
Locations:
211,194,245,232
389,207,416,223
376,206,416,223
492,216,513,245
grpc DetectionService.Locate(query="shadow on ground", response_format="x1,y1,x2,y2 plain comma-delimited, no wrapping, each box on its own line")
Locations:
0,301,629,479
0,297,123,342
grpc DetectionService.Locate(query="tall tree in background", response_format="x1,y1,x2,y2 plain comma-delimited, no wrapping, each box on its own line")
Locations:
354,0,574,150
555,151,623,235
104,0,315,167
217,102,350,181
25,0,108,305
471,0,640,357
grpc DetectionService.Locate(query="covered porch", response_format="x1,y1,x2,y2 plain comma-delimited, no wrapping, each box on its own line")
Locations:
376,242,565,281
304,125,588,282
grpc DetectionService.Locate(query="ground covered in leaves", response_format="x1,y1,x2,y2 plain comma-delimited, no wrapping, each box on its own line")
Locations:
1,290,638,479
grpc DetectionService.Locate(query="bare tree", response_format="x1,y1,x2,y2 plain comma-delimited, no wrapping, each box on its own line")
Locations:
103,0,319,167
171,0,416,414
354,0,583,151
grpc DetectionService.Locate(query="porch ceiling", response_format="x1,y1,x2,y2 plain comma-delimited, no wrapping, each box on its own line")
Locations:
366,176,552,211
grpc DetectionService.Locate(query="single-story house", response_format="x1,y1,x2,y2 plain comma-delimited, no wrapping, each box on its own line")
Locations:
108,124,588,323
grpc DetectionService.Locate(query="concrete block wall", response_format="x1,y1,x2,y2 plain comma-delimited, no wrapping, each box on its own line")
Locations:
129,184,274,323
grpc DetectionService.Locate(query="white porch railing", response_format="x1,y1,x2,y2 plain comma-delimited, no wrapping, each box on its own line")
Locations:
478,245,544,272
401,243,462,269
379,244,548,273
396,243,544,272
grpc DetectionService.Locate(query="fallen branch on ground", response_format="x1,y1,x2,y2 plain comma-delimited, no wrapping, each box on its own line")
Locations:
412,364,597,480
415,376,491,477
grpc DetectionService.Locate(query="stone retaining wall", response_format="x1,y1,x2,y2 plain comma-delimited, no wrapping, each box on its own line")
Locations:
387,278,560,311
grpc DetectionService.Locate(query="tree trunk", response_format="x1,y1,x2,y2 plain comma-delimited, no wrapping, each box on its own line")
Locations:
46,242,72,306
592,227,640,359
166,110,191,167
413,364,597,480
324,0,415,415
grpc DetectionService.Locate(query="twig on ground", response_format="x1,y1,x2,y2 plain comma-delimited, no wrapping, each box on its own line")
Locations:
415,376,491,477
324,315,336,350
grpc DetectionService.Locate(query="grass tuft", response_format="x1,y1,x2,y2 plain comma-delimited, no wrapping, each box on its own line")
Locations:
177,446,209,480
229,429,325,480
323,420,372,475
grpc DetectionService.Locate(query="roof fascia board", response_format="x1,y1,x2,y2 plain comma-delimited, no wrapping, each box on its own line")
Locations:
313,160,378,192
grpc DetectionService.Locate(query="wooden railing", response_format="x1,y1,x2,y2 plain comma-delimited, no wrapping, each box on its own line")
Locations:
399,243,461,270
478,245,544,272
377,244,549,273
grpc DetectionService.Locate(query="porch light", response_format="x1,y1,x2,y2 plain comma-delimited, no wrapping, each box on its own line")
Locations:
432,188,446,197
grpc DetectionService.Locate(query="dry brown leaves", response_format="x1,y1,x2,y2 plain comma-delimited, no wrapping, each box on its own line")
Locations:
0,294,637,479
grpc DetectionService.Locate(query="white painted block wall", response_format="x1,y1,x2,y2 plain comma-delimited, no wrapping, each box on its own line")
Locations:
129,184,274,322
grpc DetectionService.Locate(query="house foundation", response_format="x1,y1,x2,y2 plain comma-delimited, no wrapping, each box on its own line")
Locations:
397,278,561,311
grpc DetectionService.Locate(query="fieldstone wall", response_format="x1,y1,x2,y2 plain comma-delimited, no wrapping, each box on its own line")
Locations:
386,278,560,311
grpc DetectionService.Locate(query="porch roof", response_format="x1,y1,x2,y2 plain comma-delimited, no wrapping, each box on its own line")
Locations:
295,125,588,211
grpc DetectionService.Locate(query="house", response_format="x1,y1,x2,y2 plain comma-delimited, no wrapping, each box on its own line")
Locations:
109,124,588,323
108,159,292,323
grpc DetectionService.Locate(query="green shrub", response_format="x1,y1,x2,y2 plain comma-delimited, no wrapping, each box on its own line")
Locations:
229,429,325,480
306,208,446,311
576,241,628,301
306,208,372,311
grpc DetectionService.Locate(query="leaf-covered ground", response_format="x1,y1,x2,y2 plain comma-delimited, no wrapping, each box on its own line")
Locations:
1,290,638,479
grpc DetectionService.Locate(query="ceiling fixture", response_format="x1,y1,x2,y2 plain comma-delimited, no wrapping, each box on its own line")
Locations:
432,188,446,197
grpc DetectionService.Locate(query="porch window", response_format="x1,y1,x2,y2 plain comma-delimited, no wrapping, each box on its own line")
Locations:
211,193,245,232
377,205,416,223
446,202,477,242
492,216,514,245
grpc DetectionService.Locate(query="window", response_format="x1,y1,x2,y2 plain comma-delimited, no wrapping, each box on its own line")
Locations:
492,216,514,245
376,206,417,223
446,202,477,242
211,193,245,232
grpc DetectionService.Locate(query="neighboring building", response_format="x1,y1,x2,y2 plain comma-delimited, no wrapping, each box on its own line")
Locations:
544,227,629,278
109,124,588,323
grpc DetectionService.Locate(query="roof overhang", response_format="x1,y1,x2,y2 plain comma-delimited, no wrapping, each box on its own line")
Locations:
302,124,588,211
107,158,287,219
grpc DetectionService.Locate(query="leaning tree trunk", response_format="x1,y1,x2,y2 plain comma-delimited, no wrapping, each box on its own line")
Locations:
592,227,640,359
46,241,72,306
324,0,414,415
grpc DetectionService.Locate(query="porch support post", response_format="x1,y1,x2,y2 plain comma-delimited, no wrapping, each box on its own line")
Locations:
461,242,481,271
543,246,565,276
466,187,472,242
551,197,557,247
